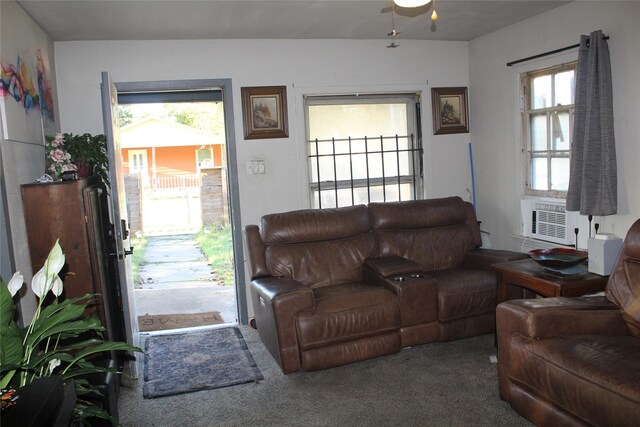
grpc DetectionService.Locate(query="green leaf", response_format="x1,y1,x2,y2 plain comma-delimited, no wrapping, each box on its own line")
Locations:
61,365,114,381
73,399,118,426
27,317,104,350
63,342,141,374
0,282,15,325
0,284,23,369
52,338,105,353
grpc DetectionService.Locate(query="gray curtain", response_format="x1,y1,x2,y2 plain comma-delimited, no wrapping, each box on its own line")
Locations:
566,30,617,215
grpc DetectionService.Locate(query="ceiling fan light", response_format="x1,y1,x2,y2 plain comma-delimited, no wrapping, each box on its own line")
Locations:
394,0,431,8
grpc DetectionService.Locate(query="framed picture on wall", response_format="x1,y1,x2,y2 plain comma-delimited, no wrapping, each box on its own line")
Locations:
241,86,288,139
431,87,469,135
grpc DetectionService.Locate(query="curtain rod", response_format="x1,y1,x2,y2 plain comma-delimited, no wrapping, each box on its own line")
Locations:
506,35,609,67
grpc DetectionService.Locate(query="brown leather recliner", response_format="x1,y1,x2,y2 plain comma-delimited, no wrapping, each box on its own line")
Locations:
496,218,640,426
246,205,401,374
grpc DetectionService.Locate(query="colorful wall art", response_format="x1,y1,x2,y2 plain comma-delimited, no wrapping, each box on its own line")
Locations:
0,1,57,142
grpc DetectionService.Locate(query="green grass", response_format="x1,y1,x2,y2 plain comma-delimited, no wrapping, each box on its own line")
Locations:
196,224,234,285
130,234,147,288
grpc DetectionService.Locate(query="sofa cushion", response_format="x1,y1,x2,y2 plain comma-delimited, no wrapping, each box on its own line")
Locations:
369,197,468,229
265,234,376,287
510,334,640,424
606,218,640,337
429,269,497,321
296,283,400,351
261,205,370,244
261,205,377,287
369,197,478,270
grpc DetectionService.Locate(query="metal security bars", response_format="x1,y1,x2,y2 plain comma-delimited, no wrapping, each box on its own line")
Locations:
308,133,422,209
305,94,423,209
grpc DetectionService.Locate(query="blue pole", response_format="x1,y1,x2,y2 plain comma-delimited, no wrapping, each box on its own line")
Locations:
469,142,476,209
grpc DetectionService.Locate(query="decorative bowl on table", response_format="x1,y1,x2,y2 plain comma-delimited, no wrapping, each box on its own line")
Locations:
528,248,589,269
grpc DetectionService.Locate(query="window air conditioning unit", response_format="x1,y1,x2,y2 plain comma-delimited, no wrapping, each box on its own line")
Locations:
521,200,578,246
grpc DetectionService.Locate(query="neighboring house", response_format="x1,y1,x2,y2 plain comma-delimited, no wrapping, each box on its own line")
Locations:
120,117,225,189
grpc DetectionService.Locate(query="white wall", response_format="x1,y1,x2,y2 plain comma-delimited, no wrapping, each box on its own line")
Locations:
54,38,470,316
54,39,471,222
0,0,59,323
469,1,640,251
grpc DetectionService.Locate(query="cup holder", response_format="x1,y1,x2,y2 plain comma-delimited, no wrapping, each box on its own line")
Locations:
393,273,424,282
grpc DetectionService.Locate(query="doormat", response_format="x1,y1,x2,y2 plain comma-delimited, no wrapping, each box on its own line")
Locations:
143,327,263,398
138,311,224,332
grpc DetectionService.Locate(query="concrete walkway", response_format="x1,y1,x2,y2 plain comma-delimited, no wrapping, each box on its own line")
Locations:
134,234,237,324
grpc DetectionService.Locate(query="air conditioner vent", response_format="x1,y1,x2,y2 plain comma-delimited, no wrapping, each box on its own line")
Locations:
521,200,577,245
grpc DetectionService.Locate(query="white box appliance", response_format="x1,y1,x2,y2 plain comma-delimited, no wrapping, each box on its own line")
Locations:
521,199,579,245
588,234,623,276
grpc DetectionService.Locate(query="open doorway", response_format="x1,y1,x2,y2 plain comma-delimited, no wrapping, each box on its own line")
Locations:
117,93,236,332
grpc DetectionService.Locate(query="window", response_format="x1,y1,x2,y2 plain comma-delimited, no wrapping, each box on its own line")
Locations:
523,63,576,197
128,149,147,173
305,94,422,209
196,146,214,168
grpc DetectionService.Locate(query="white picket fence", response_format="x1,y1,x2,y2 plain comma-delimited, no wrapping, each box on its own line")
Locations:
140,172,202,191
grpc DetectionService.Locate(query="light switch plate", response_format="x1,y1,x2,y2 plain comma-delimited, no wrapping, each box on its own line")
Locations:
246,160,265,175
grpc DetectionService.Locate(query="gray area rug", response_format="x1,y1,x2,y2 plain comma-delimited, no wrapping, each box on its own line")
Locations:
143,327,263,398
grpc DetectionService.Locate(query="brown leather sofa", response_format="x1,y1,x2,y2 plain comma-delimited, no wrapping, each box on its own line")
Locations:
245,196,526,373
496,218,640,426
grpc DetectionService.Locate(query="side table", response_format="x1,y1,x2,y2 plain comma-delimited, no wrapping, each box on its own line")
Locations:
494,258,609,305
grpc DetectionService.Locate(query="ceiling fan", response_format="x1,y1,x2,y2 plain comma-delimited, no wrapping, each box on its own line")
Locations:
386,1,401,47
385,0,438,47
381,0,438,21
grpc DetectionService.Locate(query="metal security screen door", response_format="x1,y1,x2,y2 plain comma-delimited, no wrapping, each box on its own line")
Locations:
306,94,423,209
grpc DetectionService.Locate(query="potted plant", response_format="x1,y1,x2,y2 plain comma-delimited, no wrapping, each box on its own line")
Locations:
45,133,110,184
0,241,141,425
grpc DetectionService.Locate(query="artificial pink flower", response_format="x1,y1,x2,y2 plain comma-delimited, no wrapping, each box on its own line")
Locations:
51,134,63,147
50,149,66,161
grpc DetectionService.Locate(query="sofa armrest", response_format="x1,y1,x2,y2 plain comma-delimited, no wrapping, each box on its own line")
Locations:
245,225,269,279
462,248,527,271
365,256,423,278
250,276,315,374
496,296,627,400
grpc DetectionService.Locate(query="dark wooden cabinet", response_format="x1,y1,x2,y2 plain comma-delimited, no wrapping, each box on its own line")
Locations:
21,177,125,343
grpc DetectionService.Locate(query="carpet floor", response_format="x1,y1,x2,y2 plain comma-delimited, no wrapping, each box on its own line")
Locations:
143,327,263,398
119,326,532,426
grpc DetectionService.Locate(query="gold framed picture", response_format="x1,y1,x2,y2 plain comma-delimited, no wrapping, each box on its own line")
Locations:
431,87,469,135
241,86,288,139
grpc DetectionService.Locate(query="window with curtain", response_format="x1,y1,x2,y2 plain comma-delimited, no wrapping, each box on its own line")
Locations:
305,94,423,209
522,62,576,197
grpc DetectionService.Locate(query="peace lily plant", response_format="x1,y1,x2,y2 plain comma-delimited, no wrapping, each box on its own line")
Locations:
0,240,141,424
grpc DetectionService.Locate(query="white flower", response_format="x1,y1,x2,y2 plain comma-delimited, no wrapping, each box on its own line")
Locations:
50,276,63,297
7,272,24,297
43,240,65,279
47,358,61,375
31,268,48,298
31,270,64,298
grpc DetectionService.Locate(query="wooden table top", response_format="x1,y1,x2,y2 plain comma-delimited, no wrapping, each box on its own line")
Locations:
493,258,607,285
